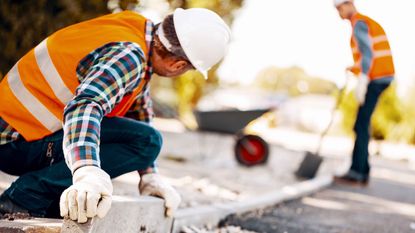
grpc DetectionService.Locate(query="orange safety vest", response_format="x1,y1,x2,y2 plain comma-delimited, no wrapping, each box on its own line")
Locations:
350,13,395,80
0,11,150,141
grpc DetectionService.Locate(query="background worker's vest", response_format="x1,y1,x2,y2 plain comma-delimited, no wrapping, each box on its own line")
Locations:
350,13,395,80
0,11,149,141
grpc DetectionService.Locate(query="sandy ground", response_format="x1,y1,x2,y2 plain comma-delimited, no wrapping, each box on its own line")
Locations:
162,131,346,208
110,125,346,209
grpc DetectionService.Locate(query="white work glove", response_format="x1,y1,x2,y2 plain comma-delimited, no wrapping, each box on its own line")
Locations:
139,173,181,217
355,74,369,105
60,166,113,223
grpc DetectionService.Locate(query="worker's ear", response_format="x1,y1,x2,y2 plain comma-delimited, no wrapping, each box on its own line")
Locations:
168,59,192,73
170,60,188,71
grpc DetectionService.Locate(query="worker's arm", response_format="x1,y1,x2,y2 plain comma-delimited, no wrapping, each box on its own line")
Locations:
353,21,372,104
353,20,373,75
63,42,146,173
60,42,146,222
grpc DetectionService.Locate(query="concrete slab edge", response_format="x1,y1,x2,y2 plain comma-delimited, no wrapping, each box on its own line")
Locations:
61,195,173,233
172,175,333,232
0,196,172,233
0,218,62,233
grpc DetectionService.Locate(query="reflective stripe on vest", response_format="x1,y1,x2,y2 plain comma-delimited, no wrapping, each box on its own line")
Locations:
373,50,392,58
7,64,62,132
372,35,388,44
34,39,74,105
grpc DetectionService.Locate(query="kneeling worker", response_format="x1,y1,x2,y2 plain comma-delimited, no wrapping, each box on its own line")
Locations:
0,8,231,222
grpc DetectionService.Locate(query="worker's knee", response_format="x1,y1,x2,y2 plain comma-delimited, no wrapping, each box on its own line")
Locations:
142,126,163,162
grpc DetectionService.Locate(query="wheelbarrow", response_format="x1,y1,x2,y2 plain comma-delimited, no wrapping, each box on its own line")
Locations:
194,108,271,166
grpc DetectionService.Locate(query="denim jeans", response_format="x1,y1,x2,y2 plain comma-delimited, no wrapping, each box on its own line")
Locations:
350,80,391,176
0,117,162,217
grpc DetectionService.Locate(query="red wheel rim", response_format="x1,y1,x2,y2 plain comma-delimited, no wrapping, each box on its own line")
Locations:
238,137,266,165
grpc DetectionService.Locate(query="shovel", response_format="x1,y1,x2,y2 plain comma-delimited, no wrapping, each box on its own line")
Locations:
295,74,350,179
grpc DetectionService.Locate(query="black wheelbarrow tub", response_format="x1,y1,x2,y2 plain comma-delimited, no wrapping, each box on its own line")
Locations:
194,109,271,134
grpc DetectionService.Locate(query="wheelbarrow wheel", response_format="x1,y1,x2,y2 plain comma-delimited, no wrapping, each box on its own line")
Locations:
234,134,269,166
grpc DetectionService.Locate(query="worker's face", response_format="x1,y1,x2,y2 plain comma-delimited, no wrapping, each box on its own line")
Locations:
336,3,355,20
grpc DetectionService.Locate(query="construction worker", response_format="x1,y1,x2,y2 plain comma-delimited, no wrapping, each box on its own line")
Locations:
0,8,230,222
333,0,394,186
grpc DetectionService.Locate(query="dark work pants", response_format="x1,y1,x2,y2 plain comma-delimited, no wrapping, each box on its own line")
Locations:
0,117,162,217
350,81,390,176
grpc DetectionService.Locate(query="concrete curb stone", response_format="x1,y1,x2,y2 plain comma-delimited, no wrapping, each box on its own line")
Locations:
172,175,333,232
61,195,173,233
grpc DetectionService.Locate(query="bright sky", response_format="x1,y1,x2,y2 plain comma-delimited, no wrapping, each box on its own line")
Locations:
217,0,415,93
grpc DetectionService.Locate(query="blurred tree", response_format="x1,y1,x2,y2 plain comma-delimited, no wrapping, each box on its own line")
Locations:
408,88,415,144
0,0,111,79
338,88,358,135
371,84,403,140
166,0,242,23
254,66,337,96
339,82,415,144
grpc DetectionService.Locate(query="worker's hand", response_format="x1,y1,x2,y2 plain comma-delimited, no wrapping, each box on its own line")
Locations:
59,166,113,223
355,74,369,105
346,65,359,75
139,173,181,217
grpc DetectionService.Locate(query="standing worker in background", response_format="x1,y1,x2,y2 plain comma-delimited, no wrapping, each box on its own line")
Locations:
0,8,230,222
333,0,394,186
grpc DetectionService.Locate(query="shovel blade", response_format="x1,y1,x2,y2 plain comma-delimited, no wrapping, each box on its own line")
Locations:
295,152,323,179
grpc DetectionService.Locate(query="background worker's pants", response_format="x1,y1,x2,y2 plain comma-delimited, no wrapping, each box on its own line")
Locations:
350,79,391,176
0,117,162,217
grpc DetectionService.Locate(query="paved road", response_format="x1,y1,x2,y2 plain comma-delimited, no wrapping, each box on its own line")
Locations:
221,158,415,233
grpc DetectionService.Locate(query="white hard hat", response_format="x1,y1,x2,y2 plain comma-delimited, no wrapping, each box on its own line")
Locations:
173,8,231,79
334,0,353,7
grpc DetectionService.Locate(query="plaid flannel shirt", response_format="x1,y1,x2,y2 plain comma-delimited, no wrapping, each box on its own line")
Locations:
0,20,155,173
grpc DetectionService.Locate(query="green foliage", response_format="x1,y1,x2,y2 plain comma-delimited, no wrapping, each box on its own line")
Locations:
254,66,337,96
0,0,110,77
338,89,358,135
339,82,415,144
170,70,204,128
166,0,242,23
